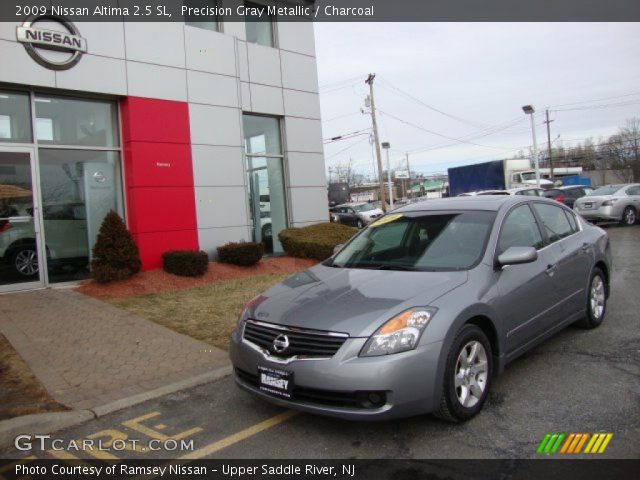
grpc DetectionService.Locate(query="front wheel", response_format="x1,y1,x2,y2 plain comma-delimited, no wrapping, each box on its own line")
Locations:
356,219,364,229
575,268,607,329
620,206,637,226
435,324,493,423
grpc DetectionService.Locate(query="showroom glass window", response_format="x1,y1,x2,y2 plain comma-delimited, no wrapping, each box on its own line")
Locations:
34,95,123,284
0,91,32,143
184,0,219,31
243,115,287,254
245,1,274,47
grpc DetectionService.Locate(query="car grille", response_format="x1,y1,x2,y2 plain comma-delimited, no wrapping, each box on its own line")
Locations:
243,320,348,359
235,368,386,409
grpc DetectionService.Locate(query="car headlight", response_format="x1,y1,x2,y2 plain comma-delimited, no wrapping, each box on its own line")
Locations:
237,294,267,327
360,308,437,357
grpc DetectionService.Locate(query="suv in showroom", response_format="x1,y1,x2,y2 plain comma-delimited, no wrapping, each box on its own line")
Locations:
0,202,89,278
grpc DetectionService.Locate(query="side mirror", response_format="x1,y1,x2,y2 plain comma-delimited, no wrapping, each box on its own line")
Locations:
496,246,537,268
333,244,344,255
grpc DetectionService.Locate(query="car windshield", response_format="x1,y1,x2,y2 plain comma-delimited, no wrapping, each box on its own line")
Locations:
588,185,622,196
353,203,377,212
521,172,536,180
328,211,496,271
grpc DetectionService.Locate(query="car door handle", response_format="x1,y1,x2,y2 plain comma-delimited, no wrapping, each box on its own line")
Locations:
581,243,590,252
545,264,557,277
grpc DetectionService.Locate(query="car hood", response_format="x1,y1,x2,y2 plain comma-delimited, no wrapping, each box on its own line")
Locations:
359,209,383,218
250,264,468,338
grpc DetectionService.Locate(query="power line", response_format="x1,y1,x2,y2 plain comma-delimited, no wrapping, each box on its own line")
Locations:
325,135,370,160
552,100,640,112
323,128,371,143
548,92,640,108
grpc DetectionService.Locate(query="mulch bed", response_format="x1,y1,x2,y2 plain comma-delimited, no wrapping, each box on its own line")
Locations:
76,256,317,299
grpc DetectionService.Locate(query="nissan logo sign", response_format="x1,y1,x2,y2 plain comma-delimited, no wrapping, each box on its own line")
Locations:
272,334,290,354
16,12,87,70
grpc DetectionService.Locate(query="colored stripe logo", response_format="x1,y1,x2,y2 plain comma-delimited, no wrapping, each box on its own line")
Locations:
537,433,613,454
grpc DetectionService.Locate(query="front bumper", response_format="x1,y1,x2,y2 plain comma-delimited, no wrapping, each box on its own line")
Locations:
229,328,443,420
574,205,621,222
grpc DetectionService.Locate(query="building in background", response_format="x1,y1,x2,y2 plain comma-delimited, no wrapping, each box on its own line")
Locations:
0,8,327,292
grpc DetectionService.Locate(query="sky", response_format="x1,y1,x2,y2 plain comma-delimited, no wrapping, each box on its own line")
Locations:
313,23,640,179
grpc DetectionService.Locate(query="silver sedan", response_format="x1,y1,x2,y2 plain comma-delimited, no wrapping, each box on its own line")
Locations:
574,183,640,226
230,196,612,422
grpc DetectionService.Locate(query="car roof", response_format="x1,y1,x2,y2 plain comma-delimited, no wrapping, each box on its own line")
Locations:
557,185,588,190
395,195,552,213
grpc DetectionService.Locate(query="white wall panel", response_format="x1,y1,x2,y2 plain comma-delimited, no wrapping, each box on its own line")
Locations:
192,145,245,187
127,62,187,102
277,21,316,57
237,41,249,82
247,42,282,87
289,187,329,224
240,82,251,111
287,152,327,187
284,117,323,153
195,186,249,228
124,23,185,68
222,21,246,41
283,89,321,119
249,84,284,115
280,50,319,93
187,70,239,107
56,55,127,95
0,40,56,88
79,22,126,59
0,23,20,42
189,104,242,146
184,25,237,76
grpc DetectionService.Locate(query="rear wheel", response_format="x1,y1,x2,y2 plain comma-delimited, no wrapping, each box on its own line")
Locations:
621,206,636,226
356,219,364,228
575,267,607,329
11,246,39,277
435,324,493,422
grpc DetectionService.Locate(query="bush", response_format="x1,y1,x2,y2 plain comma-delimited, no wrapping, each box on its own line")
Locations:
162,250,209,277
217,241,264,266
91,211,142,283
278,222,358,260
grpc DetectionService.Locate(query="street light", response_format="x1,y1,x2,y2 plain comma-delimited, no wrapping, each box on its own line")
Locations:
522,104,540,187
381,142,393,209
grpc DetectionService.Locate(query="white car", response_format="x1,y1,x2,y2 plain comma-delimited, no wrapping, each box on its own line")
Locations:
507,187,545,197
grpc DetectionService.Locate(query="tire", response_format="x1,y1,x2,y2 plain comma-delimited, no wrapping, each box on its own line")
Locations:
356,219,364,229
435,324,493,423
574,267,607,329
10,246,39,277
620,206,637,226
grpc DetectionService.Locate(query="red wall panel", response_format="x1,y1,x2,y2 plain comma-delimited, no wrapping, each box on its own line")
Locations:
120,97,198,270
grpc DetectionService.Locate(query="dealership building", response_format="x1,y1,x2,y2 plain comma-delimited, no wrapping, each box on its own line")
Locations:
0,8,327,292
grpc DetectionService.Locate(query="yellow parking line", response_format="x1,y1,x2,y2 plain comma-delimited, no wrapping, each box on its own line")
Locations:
180,410,298,460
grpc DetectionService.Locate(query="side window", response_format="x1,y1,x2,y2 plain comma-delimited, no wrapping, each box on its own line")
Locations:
626,186,640,195
497,205,544,255
533,203,574,243
564,210,578,233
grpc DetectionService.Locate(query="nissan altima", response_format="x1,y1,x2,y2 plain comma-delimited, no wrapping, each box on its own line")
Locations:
230,196,612,422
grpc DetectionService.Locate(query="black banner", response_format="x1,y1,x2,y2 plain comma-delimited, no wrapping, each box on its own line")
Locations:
1,459,639,480
1,0,640,22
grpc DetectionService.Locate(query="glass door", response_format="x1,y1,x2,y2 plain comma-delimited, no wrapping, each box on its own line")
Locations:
0,148,45,292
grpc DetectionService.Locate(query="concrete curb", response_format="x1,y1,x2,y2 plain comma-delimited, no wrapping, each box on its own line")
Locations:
0,411,94,450
91,364,233,417
0,364,232,450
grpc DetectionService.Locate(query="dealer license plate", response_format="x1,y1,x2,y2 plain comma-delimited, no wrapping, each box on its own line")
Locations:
258,366,293,399
582,202,593,209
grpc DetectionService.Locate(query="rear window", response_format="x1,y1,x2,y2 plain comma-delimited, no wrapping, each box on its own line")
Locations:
543,189,561,198
589,185,622,196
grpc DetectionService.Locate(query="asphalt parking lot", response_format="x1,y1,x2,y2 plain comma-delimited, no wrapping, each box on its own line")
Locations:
2,225,639,460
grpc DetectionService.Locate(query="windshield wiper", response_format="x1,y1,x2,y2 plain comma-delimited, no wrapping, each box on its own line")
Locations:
377,265,417,271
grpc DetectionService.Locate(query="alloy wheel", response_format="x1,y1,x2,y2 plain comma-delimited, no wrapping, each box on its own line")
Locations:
623,207,636,225
590,274,606,320
454,340,488,408
15,249,38,276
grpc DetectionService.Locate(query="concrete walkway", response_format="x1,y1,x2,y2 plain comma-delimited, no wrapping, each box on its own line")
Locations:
0,289,229,411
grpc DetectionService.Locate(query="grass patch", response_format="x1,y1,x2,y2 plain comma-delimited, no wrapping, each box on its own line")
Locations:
0,334,68,420
107,272,291,350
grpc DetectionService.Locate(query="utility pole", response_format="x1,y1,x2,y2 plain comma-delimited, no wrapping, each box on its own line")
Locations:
545,109,555,182
365,73,387,212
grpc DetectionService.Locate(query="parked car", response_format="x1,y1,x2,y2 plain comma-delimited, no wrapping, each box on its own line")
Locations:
230,196,611,421
574,183,640,226
543,185,594,208
330,202,383,228
507,187,544,197
0,202,89,277
458,190,511,196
